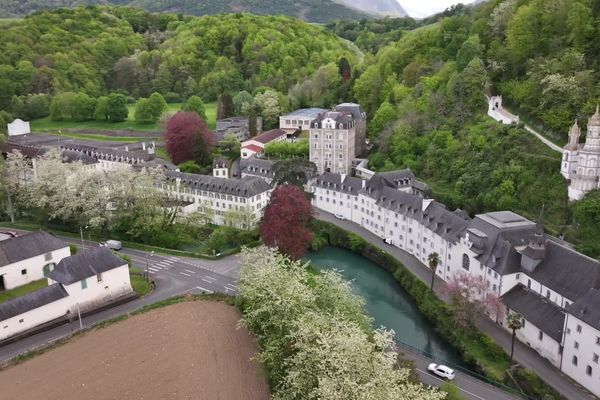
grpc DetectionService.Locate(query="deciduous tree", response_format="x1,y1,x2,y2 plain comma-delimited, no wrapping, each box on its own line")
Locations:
165,111,214,165
181,95,206,119
260,185,313,259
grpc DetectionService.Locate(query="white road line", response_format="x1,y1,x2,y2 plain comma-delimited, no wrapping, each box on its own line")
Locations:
225,283,238,289
149,270,156,274
156,261,172,267
202,276,216,281
415,369,485,400
179,272,192,277
184,269,196,274
201,278,213,283
148,266,161,272
195,286,213,294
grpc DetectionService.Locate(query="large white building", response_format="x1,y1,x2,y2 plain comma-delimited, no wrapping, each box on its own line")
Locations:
311,169,600,397
279,108,327,133
309,111,357,175
163,170,272,229
561,106,600,201
0,232,71,291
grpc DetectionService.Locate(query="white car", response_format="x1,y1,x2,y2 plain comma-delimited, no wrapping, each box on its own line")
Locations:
427,363,455,380
334,213,345,220
100,240,122,251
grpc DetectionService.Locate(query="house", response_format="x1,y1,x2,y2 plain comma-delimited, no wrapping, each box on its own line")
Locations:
334,103,367,156
0,232,70,291
215,116,263,142
59,144,155,171
7,119,30,136
48,247,132,314
213,156,230,178
310,169,600,396
241,129,287,159
0,283,70,341
309,110,358,174
279,108,327,133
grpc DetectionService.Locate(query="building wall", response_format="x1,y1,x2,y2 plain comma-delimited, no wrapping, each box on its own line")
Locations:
503,313,562,367
0,247,71,290
562,314,600,398
280,116,313,131
53,265,132,314
309,126,356,174
0,295,70,341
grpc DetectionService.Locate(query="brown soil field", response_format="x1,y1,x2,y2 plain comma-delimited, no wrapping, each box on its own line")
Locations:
0,301,270,400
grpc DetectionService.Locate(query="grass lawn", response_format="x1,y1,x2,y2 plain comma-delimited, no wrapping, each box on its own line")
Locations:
153,146,172,163
0,279,48,304
30,101,217,133
130,268,152,296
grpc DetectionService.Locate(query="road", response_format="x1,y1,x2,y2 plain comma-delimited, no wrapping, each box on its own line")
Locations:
0,229,517,399
316,211,595,400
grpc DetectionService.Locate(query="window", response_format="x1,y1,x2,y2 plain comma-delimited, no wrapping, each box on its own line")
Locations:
538,331,543,341
516,273,520,279
81,279,88,290
575,341,579,349
546,290,550,298
44,252,52,261
19,319,24,323
462,254,470,271
577,324,582,333
594,353,599,364
21,269,27,275
527,279,531,289
596,337,600,345
97,273,103,283
572,356,578,366
586,365,592,376
43,263,55,277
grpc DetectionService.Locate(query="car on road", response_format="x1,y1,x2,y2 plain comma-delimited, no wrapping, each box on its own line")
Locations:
100,240,122,251
383,238,393,245
427,363,455,380
334,213,345,220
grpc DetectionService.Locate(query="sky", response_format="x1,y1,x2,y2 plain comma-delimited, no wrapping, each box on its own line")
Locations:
398,0,479,18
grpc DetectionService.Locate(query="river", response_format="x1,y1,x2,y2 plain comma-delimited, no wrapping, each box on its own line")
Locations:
305,246,463,367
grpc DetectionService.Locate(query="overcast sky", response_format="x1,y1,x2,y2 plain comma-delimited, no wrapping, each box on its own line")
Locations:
398,0,478,18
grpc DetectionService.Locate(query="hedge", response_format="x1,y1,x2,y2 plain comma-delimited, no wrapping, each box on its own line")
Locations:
310,219,564,400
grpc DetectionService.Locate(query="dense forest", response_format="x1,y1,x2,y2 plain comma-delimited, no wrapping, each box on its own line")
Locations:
348,0,600,256
0,7,355,112
0,0,370,22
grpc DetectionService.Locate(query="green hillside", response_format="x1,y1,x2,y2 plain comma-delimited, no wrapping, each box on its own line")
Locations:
0,0,370,22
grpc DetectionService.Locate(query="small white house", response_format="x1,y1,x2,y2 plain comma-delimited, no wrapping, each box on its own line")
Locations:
7,119,31,136
0,284,70,341
240,129,287,159
48,247,132,314
0,232,71,290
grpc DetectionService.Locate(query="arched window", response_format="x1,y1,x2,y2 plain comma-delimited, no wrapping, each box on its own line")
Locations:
462,254,470,271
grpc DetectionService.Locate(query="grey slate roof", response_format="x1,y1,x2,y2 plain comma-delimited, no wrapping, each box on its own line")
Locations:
282,108,328,119
240,157,275,180
335,103,366,120
313,111,354,127
502,284,565,342
314,172,363,195
60,144,155,162
49,247,127,285
0,284,68,322
567,288,600,330
0,232,67,268
166,170,271,198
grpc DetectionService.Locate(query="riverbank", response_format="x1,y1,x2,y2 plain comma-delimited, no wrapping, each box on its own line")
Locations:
310,218,565,400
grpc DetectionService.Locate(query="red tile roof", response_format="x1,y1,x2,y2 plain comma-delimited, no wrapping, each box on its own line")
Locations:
242,144,264,153
252,129,287,144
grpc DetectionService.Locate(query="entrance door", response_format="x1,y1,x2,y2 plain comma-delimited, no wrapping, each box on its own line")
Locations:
0,275,5,291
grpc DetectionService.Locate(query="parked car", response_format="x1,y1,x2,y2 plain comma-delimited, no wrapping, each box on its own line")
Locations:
334,213,345,220
100,240,122,251
383,238,393,245
427,363,455,380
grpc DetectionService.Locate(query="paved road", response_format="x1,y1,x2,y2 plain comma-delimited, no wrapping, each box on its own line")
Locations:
316,211,595,400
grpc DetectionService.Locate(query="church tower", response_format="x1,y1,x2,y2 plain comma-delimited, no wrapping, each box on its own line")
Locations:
569,106,600,201
561,120,581,179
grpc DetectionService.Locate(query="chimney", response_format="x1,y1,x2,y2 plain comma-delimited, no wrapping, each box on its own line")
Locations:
125,145,129,152
142,142,146,151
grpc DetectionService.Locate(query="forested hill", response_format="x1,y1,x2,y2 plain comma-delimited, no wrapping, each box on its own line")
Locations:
349,0,600,257
0,7,355,106
0,0,371,22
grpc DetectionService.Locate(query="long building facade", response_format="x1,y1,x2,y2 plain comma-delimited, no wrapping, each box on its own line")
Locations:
311,170,600,397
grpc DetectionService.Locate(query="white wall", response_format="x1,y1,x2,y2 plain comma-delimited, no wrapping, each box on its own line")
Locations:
561,314,600,398
53,265,132,314
0,247,71,290
7,119,30,136
0,295,70,341
502,314,562,367
280,116,313,131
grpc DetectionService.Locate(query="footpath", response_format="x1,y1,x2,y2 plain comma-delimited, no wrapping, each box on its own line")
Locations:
316,212,595,400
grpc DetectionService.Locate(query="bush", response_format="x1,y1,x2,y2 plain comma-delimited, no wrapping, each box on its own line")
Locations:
69,244,78,255
205,226,259,253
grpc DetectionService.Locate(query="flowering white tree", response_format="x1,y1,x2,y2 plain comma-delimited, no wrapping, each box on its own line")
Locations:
238,247,445,400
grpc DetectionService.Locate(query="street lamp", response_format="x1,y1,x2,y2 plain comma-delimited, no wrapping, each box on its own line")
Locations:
79,225,88,251
145,250,154,283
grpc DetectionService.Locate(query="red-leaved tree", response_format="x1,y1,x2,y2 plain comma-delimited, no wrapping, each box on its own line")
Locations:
260,185,313,260
165,112,214,165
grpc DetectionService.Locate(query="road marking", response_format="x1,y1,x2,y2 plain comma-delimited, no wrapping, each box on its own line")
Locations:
156,261,172,267
195,286,213,294
225,283,238,289
202,276,216,281
416,368,486,400
184,269,196,274
167,257,179,261
179,272,192,277
148,266,161,272
201,278,212,283
149,270,156,274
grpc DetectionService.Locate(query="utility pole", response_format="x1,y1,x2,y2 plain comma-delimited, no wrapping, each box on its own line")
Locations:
80,226,85,251
77,302,83,330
